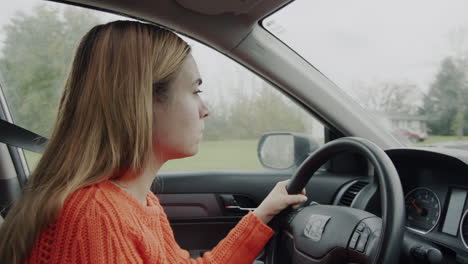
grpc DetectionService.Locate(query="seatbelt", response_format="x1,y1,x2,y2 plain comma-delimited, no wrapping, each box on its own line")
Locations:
0,119,47,153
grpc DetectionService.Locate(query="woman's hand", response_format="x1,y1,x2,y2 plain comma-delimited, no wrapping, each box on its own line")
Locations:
253,180,308,224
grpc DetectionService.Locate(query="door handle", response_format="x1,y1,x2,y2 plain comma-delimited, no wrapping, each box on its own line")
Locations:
219,194,257,214
224,205,256,211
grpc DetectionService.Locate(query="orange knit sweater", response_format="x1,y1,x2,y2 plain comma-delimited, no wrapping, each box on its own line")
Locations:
24,180,274,263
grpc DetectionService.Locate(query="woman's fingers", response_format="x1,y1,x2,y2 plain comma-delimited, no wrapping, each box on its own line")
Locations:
254,180,309,224
290,194,307,209
287,186,307,209
288,194,307,204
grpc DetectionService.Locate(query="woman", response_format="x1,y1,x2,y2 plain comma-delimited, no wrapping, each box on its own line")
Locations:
0,20,307,264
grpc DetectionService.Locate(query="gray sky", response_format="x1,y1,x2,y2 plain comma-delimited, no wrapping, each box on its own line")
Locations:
265,0,468,96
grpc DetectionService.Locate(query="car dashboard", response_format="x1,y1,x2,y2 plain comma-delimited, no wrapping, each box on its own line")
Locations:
388,148,468,263
330,147,468,263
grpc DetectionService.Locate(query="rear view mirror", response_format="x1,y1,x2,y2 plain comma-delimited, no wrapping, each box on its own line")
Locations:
257,132,320,170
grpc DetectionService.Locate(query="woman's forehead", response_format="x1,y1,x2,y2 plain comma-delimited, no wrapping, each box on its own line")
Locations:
174,55,201,85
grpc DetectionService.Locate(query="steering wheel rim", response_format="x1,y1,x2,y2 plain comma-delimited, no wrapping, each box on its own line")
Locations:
267,137,405,264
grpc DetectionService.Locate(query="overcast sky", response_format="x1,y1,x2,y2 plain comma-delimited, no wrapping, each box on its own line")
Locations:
1,0,468,103
265,0,468,95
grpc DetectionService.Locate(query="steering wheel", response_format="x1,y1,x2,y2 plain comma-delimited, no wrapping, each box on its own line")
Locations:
265,137,405,264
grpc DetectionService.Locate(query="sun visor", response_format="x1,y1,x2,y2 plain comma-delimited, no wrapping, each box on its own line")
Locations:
174,0,263,15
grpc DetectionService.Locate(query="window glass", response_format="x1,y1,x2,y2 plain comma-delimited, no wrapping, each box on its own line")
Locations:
0,0,125,170
0,0,324,172
163,42,324,171
264,0,468,149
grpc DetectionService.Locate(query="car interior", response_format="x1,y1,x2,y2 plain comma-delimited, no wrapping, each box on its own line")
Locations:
1,0,468,263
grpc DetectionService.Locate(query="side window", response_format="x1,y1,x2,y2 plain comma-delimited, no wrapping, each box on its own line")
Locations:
0,1,128,171
160,42,325,171
0,0,325,172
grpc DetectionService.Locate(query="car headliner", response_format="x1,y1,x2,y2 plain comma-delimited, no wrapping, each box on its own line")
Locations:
49,0,403,149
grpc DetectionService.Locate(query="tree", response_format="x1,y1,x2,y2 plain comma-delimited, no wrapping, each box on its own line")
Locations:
351,80,422,114
221,82,305,140
0,4,102,137
203,101,231,140
421,57,468,136
200,63,308,141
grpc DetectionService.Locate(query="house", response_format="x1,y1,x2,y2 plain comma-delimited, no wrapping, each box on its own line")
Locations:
375,112,428,142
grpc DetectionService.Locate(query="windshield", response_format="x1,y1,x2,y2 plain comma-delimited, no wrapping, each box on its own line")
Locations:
264,0,468,149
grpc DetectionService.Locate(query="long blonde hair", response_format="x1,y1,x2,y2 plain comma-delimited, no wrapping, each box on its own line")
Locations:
0,20,191,264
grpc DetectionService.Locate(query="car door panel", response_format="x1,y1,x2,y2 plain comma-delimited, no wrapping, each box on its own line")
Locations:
158,194,224,218
154,171,358,206
153,171,359,257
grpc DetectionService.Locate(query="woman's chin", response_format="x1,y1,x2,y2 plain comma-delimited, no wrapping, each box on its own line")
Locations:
173,147,199,160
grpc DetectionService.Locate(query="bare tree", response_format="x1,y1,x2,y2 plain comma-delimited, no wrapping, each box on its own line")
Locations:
351,80,422,114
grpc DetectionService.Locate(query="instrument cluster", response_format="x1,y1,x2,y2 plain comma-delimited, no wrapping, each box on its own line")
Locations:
405,186,468,250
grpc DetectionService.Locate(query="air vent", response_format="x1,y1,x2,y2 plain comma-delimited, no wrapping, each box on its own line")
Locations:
339,181,368,207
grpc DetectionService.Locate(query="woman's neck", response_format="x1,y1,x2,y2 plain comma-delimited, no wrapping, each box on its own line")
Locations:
110,161,163,205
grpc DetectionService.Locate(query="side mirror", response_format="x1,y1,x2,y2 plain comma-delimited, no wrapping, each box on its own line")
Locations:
257,132,320,170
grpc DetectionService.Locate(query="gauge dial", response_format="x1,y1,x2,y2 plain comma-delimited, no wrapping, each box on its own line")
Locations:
405,188,441,233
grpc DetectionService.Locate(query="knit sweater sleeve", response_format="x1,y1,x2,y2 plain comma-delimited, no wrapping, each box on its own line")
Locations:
160,210,275,264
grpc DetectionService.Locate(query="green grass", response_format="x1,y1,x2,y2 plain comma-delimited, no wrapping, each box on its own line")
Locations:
161,139,264,171
415,135,468,146
24,139,266,173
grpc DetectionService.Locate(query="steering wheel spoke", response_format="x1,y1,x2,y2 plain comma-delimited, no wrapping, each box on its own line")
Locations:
283,204,381,263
